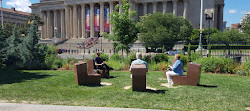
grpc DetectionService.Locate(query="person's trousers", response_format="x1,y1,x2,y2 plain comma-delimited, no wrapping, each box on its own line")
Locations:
166,71,179,85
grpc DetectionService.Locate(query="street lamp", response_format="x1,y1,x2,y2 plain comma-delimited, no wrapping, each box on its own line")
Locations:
205,9,214,57
205,9,214,45
196,0,204,56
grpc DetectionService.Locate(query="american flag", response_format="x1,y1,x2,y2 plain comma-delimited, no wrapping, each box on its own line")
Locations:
0,0,2,4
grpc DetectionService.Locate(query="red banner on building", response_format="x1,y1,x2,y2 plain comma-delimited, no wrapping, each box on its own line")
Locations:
85,7,90,32
94,6,100,32
104,6,110,32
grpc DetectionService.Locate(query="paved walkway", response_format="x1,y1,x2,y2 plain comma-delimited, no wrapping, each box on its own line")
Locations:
0,103,170,111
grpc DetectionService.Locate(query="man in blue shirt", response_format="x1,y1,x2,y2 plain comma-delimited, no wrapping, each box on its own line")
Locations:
166,54,184,87
129,53,149,78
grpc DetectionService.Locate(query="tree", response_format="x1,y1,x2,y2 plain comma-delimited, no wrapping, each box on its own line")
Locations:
103,0,138,56
0,28,6,68
19,21,46,69
190,28,219,45
241,17,250,42
27,13,44,27
4,26,23,68
137,12,193,51
210,30,247,55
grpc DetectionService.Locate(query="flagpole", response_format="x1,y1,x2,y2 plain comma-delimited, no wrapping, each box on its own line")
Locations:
1,0,3,29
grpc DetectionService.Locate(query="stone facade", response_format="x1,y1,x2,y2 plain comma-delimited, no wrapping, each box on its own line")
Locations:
0,7,30,27
30,0,225,40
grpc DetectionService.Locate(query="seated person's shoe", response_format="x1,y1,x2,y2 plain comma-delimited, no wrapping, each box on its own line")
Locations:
108,67,114,70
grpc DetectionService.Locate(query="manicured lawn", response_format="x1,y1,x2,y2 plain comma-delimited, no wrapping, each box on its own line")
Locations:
0,70,249,110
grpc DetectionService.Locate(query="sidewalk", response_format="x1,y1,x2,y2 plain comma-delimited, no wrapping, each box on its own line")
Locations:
0,103,170,111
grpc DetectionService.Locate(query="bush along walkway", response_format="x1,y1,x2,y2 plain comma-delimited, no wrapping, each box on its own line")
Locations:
0,70,249,110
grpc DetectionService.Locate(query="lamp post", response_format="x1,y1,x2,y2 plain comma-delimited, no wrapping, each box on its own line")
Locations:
205,9,214,57
196,0,204,56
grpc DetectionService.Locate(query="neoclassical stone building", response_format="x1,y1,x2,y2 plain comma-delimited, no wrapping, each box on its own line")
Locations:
30,0,224,40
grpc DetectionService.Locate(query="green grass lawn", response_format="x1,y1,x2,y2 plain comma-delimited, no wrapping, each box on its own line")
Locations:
0,70,249,110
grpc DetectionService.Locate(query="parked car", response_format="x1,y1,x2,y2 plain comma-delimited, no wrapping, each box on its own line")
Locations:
165,49,185,56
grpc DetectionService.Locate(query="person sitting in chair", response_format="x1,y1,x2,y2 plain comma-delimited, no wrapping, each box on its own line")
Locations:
129,53,149,78
166,54,183,87
94,52,113,70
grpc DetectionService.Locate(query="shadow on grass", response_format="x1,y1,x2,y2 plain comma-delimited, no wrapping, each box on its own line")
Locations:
105,76,118,79
0,69,51,85
137,89,168,94
197,84,218,88
79,84,104,87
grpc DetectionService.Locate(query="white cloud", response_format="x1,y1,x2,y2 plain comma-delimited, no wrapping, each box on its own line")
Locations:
229,9,237,14
240,10,247,14
6,0,32,13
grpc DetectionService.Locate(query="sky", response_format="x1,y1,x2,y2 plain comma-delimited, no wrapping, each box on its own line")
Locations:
1,0,249,27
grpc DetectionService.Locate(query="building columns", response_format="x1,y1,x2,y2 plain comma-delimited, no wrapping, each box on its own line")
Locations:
60,10,65,39
153,2,157,13
77,6,81,38
69,6,73,38
41,11,46,39
90,3,95,37
109,2,114,35
46,10,52,39
73,5,78,38
81,4,86,38
53,10,58,38
173,0,178,15
100,2,105,34
143,2,147,15
183,0,188,19
65,5,70,39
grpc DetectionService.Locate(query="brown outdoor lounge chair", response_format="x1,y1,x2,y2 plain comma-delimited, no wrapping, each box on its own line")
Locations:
131,64,147,91
87,60,109,78
164,63,201,86
74,62,101,85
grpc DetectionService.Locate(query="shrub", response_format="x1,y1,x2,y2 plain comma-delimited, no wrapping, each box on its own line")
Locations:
243,60,250,76
106,60,125,71
152,54,168,63
110,54,123,61
149,63,160,71
129,53,136,60
158,61,168,70
194,57,223,73
243,60,250,69
190,53,201,62
220,57,237,74
180,54,188,66
143,55,152,63
194,57,238,74
91,53,109,61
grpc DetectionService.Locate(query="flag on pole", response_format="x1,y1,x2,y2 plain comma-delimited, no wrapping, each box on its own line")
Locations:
0,0,2,4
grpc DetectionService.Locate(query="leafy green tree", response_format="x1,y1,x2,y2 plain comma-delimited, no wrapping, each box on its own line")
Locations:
103,0,138,56
137,12,193,51
241,17,250,42
4,26,23,68
210,30,247,55
190,28,219,45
